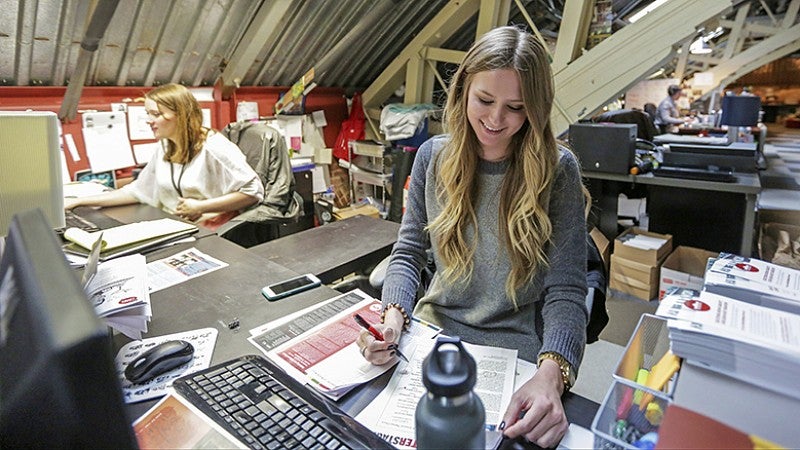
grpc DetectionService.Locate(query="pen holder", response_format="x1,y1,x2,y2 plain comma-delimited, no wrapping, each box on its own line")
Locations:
613,314,678,397
591,379,671,450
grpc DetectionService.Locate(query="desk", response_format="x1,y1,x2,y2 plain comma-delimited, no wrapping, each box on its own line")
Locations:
585,171,761,256
250,215,401,284
118,235,341,419
114,213,597,449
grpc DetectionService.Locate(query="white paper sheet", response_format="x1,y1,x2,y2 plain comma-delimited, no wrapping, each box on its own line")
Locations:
115,328,218,404
82,111,136,172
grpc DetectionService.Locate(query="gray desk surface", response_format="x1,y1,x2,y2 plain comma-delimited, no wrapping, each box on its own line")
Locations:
583,170,761,194
116,222,599,448
119,235,342,419
250,215,401,284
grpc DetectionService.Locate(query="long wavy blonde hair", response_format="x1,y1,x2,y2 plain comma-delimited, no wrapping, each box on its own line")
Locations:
428,26,559,307
146,83,207,164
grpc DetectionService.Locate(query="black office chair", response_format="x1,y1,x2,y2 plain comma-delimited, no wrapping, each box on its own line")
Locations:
217,121,304,247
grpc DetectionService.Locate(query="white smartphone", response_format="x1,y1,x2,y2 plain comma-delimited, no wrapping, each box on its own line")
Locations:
261,273,321,301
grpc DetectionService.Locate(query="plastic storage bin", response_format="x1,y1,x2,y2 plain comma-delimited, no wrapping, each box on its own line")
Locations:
613,314,677,395
592,379,671,449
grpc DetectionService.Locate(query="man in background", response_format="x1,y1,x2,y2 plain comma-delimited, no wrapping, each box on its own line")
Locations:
655,84,689,134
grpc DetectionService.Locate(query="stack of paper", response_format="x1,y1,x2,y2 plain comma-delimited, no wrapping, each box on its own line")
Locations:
84,253,152,339
703,253,800,314
656,289,800,399
65,218,197,251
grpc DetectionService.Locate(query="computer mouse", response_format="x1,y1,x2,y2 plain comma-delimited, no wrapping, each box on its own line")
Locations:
125,339,195,384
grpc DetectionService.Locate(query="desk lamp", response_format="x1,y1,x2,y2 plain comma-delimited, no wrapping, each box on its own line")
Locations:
719,94,761,143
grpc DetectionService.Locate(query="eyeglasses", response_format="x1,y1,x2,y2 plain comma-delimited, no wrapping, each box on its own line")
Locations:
145,110,164,120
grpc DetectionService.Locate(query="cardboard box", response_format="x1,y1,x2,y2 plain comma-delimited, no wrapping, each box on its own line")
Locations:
333,202,381,220
659,246,718,300
590,227,611,275
614,227,672,265
610,254,663,301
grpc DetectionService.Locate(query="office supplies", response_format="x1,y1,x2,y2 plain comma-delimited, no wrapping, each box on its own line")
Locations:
85,253,151,339
116,328,218,404
663,140,757,172
133,393,246,449
656,290,800,400
652,164,737,182
63,205,125,232
0,111,64,235
0,209,137,448
248,289,439,400
146,247,229,293
125,340,195,384
81,111,136,172
172,355,394,450
261,273,321,301
569,122,637,174
354,313,384,340
356,338,517,450
353,313,409,362
62,218,198,261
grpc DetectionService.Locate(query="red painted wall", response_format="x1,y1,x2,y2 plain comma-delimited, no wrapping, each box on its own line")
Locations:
0,85,348,180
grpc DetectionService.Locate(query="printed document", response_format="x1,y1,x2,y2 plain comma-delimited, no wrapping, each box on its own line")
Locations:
355,340,517,450
248,289,440,400
84,253,151,339
146,248,228,293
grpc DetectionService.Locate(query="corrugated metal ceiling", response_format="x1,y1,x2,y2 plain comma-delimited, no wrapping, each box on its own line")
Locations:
0,0,796,91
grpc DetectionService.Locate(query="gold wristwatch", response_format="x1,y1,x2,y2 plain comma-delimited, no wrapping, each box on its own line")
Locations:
538,352,576,393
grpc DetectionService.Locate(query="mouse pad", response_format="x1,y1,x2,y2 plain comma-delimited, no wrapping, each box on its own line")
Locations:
115,328,218,403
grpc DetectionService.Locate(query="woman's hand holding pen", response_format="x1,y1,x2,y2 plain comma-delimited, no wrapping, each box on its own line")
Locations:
356,309,405,365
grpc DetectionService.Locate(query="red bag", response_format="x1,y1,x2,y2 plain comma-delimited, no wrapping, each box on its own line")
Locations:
333,92,365,161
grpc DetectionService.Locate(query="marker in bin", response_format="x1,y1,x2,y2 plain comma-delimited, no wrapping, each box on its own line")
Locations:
353,314,408,362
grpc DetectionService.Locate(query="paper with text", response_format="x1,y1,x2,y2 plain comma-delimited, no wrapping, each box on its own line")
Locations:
248,289,440,400
147,248,228,293
355,340,517,450
116,328,218,404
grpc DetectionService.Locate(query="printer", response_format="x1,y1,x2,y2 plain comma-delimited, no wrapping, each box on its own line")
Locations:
663,140,757,172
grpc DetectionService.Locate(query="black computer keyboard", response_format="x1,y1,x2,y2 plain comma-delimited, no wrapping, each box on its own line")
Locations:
62,206,124,232
653,165,737,183
172,355,393,450
64,209,100,231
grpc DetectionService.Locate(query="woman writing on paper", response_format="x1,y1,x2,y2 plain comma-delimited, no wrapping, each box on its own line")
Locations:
65,83,263,227
356,27,588,448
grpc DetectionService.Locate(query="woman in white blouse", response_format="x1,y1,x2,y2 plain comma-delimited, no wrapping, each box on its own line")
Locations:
65,83,263,227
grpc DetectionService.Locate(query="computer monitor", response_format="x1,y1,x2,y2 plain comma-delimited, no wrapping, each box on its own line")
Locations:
720,94,761,127
0,111,65,236
0,208,137,448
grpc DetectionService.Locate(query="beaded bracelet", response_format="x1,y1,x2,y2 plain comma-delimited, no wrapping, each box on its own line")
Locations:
381,302,410,331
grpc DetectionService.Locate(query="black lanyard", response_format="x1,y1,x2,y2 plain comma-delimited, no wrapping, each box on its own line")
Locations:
169,162,186,197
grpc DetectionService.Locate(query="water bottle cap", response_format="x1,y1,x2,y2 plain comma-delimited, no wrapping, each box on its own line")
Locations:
421,336,477,396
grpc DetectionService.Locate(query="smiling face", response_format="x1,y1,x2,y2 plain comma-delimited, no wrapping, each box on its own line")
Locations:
466,69,527,161
144,98,178,142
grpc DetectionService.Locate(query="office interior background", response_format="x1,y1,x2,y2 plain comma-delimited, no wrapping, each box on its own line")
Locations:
1,0,800,447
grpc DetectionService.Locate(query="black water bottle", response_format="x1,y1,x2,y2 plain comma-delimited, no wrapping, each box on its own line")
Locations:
415,336,485,449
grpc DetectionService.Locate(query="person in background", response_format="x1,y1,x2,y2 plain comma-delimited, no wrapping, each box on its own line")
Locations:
357,26,588,448
654,84,689,133
65,83,263,228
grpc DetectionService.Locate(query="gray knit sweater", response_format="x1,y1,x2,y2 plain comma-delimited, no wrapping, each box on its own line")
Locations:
382,135,588,369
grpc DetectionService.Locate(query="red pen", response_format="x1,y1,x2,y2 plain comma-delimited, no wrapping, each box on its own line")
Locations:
354,313,384,341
